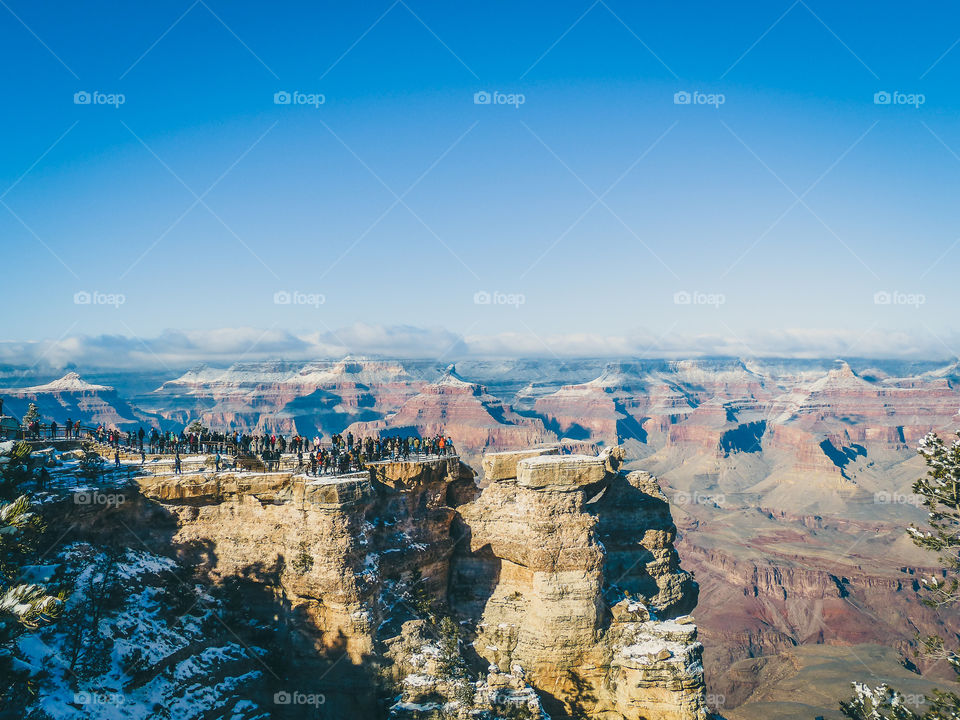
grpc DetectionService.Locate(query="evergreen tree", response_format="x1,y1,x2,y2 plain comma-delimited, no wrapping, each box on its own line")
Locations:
837,431,960,719
76,440,105,481
21,403,39,427
0,442,64,707
0,442,31,500
0,497,62,628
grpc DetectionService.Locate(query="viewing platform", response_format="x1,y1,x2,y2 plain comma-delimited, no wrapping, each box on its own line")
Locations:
129,452,472,510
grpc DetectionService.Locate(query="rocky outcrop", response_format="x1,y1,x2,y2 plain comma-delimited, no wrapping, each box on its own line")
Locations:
136,455,475,716
132,448,707,719
452,448,707,720
0,372,153,429
480,447,559,482
384,619,551,719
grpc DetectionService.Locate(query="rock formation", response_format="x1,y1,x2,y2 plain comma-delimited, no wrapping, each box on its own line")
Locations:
129,446,708,719
12,355,960,716
0,372,150,429
143,358,432,435
453,448,705,720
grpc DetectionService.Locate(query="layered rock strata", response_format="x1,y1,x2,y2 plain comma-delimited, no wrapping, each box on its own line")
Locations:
452,448,707,720
134,448,707,719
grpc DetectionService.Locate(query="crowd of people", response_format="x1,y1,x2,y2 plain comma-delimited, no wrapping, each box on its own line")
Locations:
10,407,458,478
91,424,455,476
297,432,455,475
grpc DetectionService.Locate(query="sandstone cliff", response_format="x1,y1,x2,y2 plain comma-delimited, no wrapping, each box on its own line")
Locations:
128,446,708,719
453,448,705,720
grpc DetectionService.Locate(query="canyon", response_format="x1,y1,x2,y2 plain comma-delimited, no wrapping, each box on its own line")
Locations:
5,355,959,717
15,443,710,720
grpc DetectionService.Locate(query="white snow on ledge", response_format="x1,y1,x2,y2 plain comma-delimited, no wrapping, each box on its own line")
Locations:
616,620,700,666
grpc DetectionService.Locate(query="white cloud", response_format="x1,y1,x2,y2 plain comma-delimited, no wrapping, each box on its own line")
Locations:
0,324,954,370
301,324,468,359
466,326,959,360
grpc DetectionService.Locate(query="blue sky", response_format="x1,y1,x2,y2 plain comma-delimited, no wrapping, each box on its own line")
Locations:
2,1,960,365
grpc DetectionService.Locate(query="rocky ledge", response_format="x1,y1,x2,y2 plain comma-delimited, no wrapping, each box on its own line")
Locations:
133,447,709,719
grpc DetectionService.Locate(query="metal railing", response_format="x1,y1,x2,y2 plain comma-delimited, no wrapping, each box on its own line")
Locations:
3,422,100,441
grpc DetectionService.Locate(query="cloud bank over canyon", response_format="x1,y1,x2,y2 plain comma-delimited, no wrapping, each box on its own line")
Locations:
1,323,954,369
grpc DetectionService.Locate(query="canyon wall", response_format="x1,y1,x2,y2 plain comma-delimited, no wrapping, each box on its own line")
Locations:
134,447,709,719
452,448,705,720
16,356,960,716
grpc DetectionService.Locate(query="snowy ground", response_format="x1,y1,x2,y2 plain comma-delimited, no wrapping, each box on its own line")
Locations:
15,545,270,720
8,446,272,720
